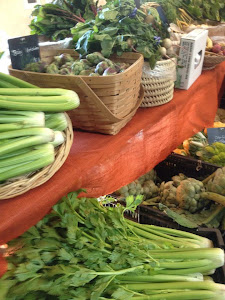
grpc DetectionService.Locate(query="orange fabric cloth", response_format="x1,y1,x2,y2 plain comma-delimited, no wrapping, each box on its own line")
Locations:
0,63,225,276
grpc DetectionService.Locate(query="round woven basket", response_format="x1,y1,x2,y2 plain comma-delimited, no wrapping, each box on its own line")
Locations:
0,113,73,200
203,51,225,70
141,59,176,107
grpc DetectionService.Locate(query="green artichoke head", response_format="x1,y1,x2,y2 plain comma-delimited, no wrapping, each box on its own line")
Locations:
176,178,206,213
159,181,178,206
207,167,225,196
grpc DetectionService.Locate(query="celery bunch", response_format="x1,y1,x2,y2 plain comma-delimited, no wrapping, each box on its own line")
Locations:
0,191,224,299
0,73,78,183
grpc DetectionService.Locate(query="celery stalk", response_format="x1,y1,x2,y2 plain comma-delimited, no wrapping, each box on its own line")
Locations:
116,274,203,282
124,290,219,299
123,281,225,292
0,150,55,181
0,134,54,156
0,79,18,88
0,144,54,167
0,72,36,88
45,113,68,131
0,110,44,124
0,88,80,112
126,220,212,248
0,147,32,160
0,127,54,140
50,131,65,147
0,111,45,131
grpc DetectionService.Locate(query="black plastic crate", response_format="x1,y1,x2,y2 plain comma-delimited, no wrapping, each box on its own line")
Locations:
155,153,219,182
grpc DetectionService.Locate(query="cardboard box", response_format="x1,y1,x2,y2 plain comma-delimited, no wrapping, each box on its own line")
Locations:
177,29,208,90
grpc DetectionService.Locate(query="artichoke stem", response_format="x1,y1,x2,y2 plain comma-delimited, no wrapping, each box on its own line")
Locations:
202,171,217,184
142,196,160,205
203,205,225,224
201,192,225,206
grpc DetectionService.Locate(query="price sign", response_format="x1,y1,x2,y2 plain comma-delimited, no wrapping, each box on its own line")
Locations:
207,127,225,144
8,35,40,70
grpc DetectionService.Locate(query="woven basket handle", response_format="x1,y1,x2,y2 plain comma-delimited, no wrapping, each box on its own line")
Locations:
73,76,144,123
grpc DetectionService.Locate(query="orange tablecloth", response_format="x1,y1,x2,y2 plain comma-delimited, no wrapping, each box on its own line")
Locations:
0,62,225,275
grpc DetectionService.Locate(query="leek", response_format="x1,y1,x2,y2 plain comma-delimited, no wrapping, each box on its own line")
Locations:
0,88,80,112
45,112,68,131
0,72,36,88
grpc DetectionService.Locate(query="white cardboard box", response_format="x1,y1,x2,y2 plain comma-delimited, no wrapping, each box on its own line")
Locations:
177,29,208,90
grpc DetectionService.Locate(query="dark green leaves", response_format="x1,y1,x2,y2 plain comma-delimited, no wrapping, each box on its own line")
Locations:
29,1,96,40
72,0,167,67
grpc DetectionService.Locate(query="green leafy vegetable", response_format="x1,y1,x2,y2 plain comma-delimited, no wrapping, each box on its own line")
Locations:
72,0,168,68
29,0,97,40
1,190,224,299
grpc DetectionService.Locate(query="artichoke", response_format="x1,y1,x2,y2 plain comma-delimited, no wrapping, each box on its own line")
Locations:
103,67,117,76
57,53,74,66
95,61,111,75
89,73,100,77
46,63,59,74
159,181,178,206
71,61,86,75
24,61,47,73
176,178,207,213
80,59,93,69
59,68,72,75
79,69,94,76
172,173,188,187
116,169,159,200
206,167,225,196
138,169,157,184
196,142,225,166
86,52,105,65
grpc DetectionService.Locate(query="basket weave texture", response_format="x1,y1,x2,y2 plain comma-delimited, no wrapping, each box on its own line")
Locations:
203,51,225,70
9,49,144,135
0,114,73,200
141,59,176,107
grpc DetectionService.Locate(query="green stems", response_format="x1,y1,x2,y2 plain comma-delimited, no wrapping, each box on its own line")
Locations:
0,72,37,88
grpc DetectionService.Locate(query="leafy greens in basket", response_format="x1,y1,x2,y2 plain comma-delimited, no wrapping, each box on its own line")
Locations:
71,0,169,68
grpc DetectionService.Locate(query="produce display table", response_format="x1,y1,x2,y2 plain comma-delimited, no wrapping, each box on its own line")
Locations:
0,62,225,262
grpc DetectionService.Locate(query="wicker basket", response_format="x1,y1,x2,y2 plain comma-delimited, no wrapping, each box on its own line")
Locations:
203,51,225,70
141,59,176,107
9,49,144,135
0,114,73,200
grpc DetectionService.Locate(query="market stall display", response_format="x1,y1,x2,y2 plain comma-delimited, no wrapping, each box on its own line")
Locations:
0,62,224,247
1,0,225,298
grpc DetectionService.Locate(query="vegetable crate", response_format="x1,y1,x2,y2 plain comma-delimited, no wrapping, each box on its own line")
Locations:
155,153,219,182
8,49,144,135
